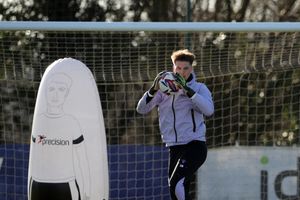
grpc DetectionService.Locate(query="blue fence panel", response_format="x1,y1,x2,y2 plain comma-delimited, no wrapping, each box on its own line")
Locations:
0,144,170,200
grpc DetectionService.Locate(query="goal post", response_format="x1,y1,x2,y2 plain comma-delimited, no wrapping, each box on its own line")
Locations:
1,21,300,32
0,22,299,200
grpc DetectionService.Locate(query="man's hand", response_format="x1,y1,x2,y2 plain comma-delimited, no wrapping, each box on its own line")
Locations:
149,71,167,95
174,73,195,98
174,72,187,89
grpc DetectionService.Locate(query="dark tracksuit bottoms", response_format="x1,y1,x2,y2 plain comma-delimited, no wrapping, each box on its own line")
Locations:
168,140,207,200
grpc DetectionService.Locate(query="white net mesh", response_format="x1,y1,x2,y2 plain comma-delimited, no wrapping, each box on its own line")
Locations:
0,28,299,199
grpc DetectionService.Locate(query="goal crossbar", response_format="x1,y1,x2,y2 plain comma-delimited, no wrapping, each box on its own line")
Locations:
1,21,300,32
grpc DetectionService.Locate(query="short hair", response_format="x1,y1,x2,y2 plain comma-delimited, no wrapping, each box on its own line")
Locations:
171,49,195,65
47,73,72,89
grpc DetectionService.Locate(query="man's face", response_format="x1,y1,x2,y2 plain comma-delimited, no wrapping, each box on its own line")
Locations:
46,82,69,106
173,60,193,80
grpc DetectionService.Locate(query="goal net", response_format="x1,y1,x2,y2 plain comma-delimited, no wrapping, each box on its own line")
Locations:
0,22,299,200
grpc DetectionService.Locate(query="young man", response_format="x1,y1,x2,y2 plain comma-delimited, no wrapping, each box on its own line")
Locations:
136,49,214,200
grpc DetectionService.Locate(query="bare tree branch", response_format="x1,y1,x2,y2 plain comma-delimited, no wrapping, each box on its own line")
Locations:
236,0,250,22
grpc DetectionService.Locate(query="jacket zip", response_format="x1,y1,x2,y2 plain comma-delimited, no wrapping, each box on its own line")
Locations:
191,109,196,132
172,95,177,143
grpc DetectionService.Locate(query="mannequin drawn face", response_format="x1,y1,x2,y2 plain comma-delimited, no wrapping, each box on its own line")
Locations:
45,73,72,114
46,81,69,106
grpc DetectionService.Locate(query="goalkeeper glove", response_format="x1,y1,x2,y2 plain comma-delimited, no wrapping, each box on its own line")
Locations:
174,73,195,98
149,71,167,96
